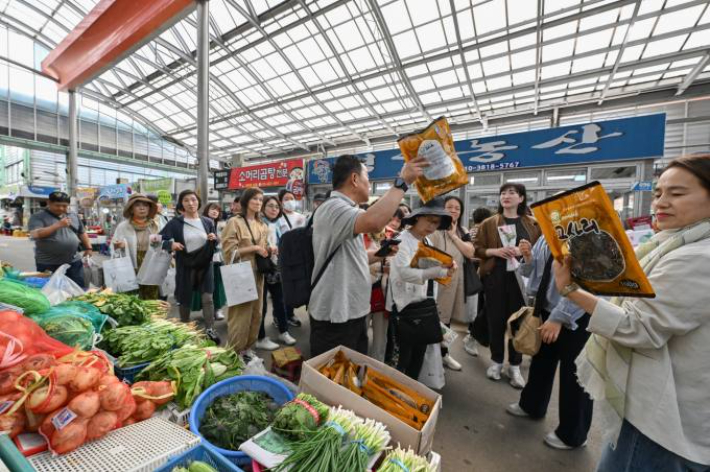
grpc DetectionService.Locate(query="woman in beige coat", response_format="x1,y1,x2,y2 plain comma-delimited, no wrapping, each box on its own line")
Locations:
221,187,270,355
430,196,474,371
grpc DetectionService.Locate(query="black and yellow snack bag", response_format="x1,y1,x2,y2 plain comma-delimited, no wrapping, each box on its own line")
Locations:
398,116,469,203
531,181,655,298
410,241,454,286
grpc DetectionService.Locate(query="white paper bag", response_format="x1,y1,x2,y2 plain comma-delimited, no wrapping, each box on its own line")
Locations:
102,253,138,293
136,247,172,286
221,259,258,307
418,344,445,390
160,267,176,297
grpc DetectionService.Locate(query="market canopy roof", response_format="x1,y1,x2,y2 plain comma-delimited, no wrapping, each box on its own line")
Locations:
5,0,710,161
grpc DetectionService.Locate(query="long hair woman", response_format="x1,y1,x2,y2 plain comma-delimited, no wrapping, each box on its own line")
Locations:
160,190,220,344
474,183,540,388
221,187,270,356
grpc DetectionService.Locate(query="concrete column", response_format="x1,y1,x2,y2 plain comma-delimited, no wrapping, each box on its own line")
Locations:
196,0,210,206
67,90,78,198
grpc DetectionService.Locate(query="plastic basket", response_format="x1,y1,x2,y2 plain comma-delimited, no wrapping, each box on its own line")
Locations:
154,443,243,472
103,351,150,384
189,375,294,467
28,417,199,472
0,435,34,472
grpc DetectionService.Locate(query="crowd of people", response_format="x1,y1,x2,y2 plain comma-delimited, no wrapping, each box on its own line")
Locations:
24,153,710,471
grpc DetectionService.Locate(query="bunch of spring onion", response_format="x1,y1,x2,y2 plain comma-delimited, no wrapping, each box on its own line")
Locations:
378,446,436,472
339,417,390,472
274,406,359,472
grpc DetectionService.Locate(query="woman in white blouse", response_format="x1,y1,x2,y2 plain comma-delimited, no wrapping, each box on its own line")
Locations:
554,155,710,471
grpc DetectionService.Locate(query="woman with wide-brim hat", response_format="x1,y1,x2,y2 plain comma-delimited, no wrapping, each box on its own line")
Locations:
386,197,457,380
112,193,162,300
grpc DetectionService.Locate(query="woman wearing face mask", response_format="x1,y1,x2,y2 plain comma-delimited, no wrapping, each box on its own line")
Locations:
277,189,305,328
387,198,456,379
221,188,270,356
255,195,297,350
429,196,475,372
554,155,710,471
474,183,541,388
187,203,227,321
112,193,161,300
160,190,220,344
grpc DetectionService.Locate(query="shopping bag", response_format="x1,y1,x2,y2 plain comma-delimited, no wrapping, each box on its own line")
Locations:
160,267,176,298
220,253,258,307
83,256,103,288
102,252,139,293
418,344,445,390
440,322,458,350
136,247,172,286
41,263,86,305
507,306,542,356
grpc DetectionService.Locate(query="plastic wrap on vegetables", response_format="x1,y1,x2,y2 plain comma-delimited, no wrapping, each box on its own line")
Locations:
531,181,655,297
397,116,468,203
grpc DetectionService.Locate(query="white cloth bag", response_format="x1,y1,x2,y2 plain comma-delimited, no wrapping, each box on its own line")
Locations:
136,247,172,286
160,267,176,298
418,343,445,390
102,249,139,293
220,252,258,307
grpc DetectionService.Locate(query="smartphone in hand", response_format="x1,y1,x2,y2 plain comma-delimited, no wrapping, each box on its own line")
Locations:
375,238,401,257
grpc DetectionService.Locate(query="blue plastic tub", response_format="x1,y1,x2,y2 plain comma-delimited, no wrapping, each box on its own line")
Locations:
103,351,150,384
154,443,243,472
189,375,294,467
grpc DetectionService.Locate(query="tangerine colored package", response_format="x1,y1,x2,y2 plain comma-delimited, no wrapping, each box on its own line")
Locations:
410,241,454,286
397,116,468,203
531,181,655,298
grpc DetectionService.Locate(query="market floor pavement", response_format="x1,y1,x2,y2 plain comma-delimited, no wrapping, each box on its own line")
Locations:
2,235,604,472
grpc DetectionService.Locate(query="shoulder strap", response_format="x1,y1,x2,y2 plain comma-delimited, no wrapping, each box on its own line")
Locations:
426,279,435,298
239,215,258,245
533,255,554,318
311,243,342,291
283,212,292,229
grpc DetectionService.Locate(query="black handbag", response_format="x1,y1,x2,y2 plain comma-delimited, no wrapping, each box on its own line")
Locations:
241,216,277,275
463,258,483,296
395,280,443,346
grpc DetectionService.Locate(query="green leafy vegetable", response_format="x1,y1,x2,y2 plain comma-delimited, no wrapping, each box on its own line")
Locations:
74,292,150,326
0,278,50,315
272,393,329,441
199,391,279,451
378,447,435,472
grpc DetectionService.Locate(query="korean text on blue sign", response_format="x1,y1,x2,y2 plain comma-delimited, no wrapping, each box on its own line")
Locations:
306,114,666,184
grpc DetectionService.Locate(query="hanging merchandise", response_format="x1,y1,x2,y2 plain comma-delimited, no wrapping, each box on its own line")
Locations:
397,116,468,203
28,302,110,351
531,181,655,298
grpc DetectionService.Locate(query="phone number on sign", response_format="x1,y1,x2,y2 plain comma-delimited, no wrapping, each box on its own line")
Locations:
465,161,521,172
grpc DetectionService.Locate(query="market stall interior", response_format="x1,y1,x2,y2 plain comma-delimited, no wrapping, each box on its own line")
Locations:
2,0,710,471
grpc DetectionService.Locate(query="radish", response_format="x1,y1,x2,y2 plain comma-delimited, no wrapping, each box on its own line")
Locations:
50,418,88,454
99,382,129,411
54,364,77,386
132,400,156,421
69,366,100,392
86,411,118,441
97,375,120,388
29,384,68,414
115,394,136,424
68,390,100,418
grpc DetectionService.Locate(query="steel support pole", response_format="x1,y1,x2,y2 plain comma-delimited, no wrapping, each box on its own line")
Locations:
67,90,78,198
196,0,210,205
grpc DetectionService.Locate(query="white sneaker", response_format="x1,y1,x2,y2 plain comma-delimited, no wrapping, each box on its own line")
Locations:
544,431,586,450
486,363,503,381
508,365,526,389
506,402,529,417
255,337,279,351
278,332,297,346
463,334,479,357
214,309,225,321
241,349,258,361
442,354,462,371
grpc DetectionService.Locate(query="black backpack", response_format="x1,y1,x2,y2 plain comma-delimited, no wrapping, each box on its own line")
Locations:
278,210,341,308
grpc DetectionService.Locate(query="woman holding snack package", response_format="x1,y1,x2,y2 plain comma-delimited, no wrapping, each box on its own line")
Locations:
553,155,710,471
474,183,540,388
387,198,456,379
112,193,161,300
429,196,474,371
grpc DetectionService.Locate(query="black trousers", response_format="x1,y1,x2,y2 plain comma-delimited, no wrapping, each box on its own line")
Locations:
484,268,525,365
519,313,593,448
259,281,289,339
397,340,428,380
309,315,368,358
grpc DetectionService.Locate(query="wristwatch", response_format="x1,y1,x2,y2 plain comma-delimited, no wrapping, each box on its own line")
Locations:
393,177,409,193
559,282,581,297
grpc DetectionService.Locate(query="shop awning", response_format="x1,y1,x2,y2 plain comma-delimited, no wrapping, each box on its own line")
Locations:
41,0,195,91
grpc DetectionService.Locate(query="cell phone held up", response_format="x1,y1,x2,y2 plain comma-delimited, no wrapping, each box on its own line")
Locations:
375,238,401,257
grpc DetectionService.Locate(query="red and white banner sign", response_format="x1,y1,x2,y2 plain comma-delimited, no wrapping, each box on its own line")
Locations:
228,159,304,190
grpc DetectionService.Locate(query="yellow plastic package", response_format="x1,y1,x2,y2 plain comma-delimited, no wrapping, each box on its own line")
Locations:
398,116,469,203
531,181,655,298
410,241,454,286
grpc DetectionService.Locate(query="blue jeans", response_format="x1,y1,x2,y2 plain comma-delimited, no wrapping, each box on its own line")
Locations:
36,259,86,289
597,420,708,472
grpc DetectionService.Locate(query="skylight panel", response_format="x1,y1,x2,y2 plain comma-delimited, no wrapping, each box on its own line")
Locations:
541,62,571,79
432,70,459,87
298,67,322,88
473,0,507,36
299,37,326,63
684,30,710,49
626,18,658,42
575,29,614,54
543,22,577,42
393,31,421,58
638,0,664,16
507,0,538,25
510,49,536,69
486,75,512,91
642,36,687,58
542,39,575,62
334,20,366,50
579,9,620,31
620,44,644,63
483,56,510,76
416,21,448,52
381,1,412,35
456,8,475,41
654,5,705,35
512,70,535,85
324,4,352,26
509,33,537,50
571,53,605,73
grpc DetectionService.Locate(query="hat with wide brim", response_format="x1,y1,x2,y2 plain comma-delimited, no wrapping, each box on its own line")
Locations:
401,197,453,230
123,193,158,219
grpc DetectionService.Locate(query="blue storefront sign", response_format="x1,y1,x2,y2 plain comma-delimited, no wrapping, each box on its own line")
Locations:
98,184,129,201
631,181,654,191
307,114,666,184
